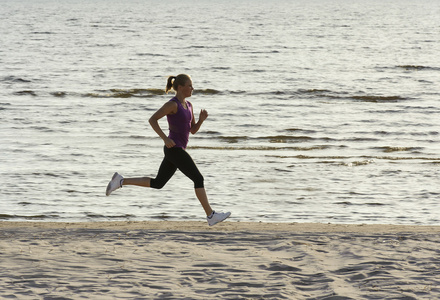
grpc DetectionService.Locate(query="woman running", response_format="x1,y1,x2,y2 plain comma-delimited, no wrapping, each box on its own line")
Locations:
106,74,231,226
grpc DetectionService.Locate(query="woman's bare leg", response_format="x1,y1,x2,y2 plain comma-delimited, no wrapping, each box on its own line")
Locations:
122,177,151,187
195,188,213,216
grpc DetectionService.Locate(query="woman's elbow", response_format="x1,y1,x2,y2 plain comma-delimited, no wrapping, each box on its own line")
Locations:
148,117,156,126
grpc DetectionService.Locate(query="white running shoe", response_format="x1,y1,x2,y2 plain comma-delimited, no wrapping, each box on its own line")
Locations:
106,172,123,196
207,211,231,226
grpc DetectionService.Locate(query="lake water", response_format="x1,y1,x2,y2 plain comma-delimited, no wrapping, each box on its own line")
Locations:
1,0,439,224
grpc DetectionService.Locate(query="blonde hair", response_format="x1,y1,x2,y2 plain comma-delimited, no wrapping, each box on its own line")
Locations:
165,74,191,93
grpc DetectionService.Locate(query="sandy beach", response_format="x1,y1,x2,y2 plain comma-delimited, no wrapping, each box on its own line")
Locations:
1,221,439,299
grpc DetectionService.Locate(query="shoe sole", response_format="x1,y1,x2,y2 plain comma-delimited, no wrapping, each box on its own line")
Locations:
106,172,119,196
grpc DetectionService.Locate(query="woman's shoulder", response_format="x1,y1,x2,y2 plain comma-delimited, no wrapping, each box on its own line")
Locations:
168,97,179,104
162,98,178,114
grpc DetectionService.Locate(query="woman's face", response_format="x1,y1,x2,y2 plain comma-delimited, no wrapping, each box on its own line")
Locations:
180,80,194,98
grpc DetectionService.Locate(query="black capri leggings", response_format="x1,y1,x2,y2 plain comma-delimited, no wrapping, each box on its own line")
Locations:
150,147,204,189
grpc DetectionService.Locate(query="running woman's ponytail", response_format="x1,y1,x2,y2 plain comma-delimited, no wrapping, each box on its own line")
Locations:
165,74,191,93
165,76,176,93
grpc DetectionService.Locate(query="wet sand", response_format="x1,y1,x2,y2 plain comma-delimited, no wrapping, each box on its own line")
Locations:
1,221,439,299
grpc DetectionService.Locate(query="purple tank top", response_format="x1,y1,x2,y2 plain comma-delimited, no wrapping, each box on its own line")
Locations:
167,97,193,149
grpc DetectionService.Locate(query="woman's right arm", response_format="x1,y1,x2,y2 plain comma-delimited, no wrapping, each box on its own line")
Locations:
149,101,177,148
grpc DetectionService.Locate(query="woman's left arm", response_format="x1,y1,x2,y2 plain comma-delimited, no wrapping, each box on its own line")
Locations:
190,107,208,134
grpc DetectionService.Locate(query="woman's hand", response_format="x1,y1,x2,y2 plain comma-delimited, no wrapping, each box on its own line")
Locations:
199,109,208,122
190,109,208,134
163,137,176,148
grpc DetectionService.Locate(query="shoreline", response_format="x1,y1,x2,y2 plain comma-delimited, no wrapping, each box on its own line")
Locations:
1,220,439,233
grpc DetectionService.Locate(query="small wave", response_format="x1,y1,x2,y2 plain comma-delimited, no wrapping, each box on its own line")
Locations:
111,88,165,96
85,213,136,219
212,67,231,70
397,65,440,71
344,160,374,167
32,172,61,177
297,88,332,95
2,76,31,83
204,130,221,135
106,214,137,219
252,89,407,103
188,45,206,49
193,89,222,95
84,88,165,98
375,146,423,153
0,214,13,219
136,53,166,57
351,95,406,103
297,89,407,103
264,154,440,163
347,137,380,142
218,136,249,143
51,91,67,97
32,31,55,34
190,145,329,151
335,201,385,206
83,88,222,98
335,201,353,205
30,126,54,133
0,103,11,111
152,214,173,220
261,135,315,143
129,135,147,139
212,135,328,144
230,90,246,95
79,88,401,102
374,156,440,161
0,214,59,220
13,90,37,96
285,128,317,134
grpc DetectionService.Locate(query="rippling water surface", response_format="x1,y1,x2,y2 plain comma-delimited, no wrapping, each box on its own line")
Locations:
1,0,439,224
